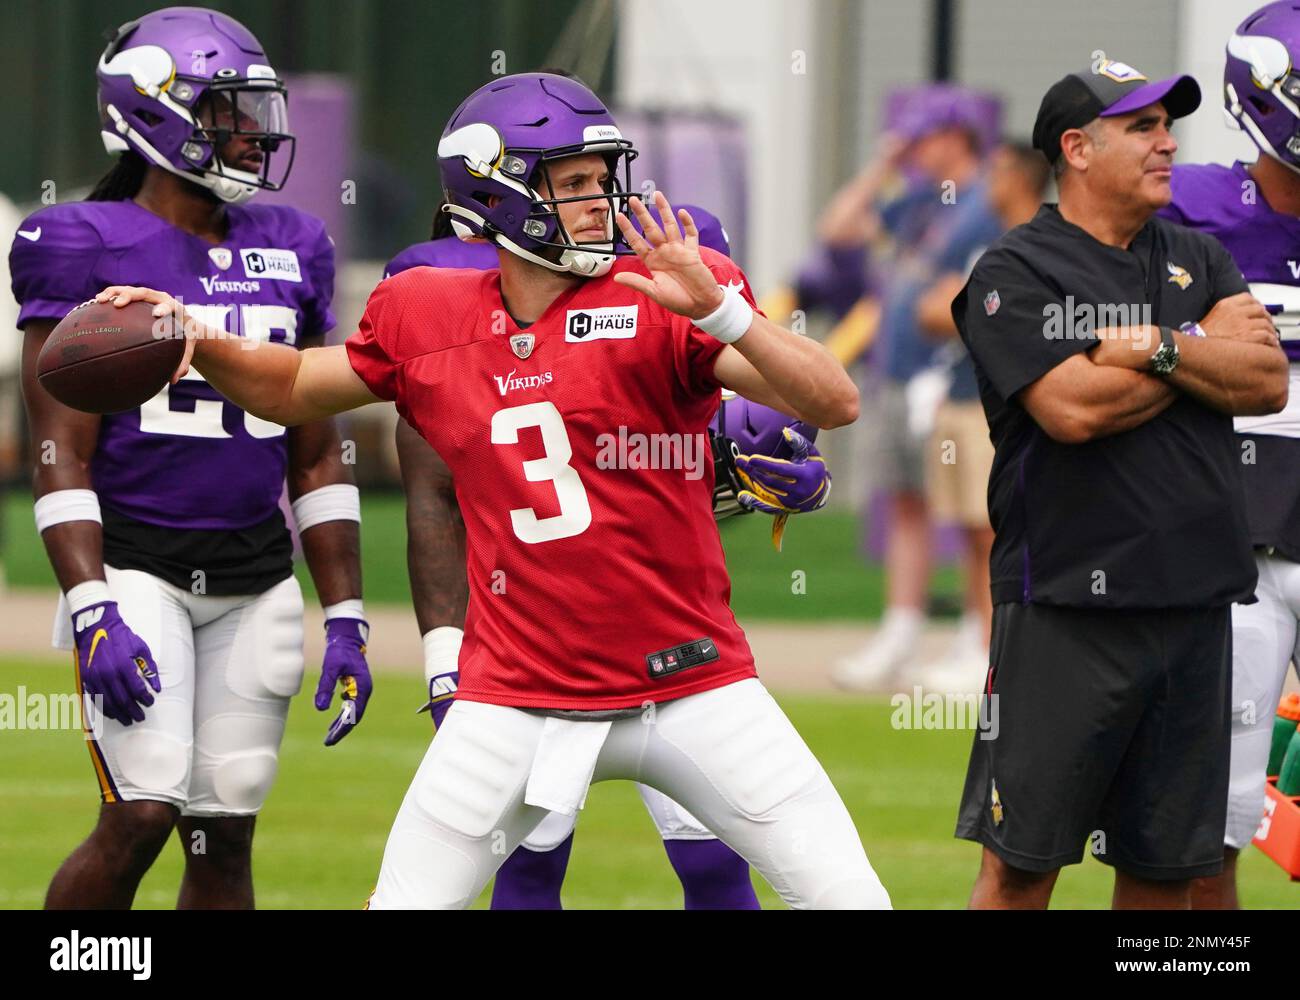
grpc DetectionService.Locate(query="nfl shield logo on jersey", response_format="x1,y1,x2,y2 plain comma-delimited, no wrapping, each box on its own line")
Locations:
510,333,535,359
984,290,1001,316
208,247,233,271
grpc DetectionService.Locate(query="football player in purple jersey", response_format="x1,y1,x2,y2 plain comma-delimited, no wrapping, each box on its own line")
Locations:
391,199,830,908
10,6,370,909
1158,1,1300,909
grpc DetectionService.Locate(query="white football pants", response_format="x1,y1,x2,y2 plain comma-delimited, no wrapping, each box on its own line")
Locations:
369,678,890,909
63,566,305,816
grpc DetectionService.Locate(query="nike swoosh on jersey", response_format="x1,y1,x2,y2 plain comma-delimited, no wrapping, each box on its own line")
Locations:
17,227,41,241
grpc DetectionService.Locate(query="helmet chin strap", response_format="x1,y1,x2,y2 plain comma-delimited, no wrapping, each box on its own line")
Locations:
103,102,261,203
444,203,614,277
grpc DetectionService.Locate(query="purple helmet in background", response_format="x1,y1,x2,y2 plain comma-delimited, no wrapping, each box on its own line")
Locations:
630,202,731,257
1225,2,1300,172
97,6,293,204
437,73,638,277
709,393,818,519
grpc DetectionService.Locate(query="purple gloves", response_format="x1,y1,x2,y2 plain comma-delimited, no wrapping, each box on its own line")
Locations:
315,617,373,746
734,427,831,549
419,671,459,731
72,601,160,726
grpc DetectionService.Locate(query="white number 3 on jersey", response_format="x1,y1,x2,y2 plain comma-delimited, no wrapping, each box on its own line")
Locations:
491,401,592,544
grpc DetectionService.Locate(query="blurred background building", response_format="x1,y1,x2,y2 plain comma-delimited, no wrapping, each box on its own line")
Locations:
0,0,1273,620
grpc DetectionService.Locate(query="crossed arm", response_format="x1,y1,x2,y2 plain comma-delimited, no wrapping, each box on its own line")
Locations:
1019,296,1287,445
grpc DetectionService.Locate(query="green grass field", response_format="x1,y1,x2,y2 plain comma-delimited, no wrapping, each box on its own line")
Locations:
1,656,1295,909
0,490,961,621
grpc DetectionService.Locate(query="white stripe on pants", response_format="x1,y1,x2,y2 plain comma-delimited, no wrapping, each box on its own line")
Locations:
368,678,890,909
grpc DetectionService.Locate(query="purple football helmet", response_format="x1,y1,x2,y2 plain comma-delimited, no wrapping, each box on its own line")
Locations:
709,393,818,519
1225,2,1300,172
97,6,294,204
437,73,638,277
631,203,731,257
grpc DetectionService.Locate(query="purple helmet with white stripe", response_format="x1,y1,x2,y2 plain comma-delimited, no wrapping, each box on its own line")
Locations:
96,6,294,204
437,73,638,277
1224,2,1300,172
709,394,819,519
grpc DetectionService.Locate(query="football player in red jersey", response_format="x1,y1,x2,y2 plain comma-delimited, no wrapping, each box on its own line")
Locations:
98,72,890,909
391,202,830,909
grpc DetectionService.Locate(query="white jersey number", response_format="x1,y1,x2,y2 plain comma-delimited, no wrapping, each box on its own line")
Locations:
491,401,592,544
138,304,296,439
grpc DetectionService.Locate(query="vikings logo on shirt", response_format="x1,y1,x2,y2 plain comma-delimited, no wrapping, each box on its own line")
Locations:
1166,262,1193,290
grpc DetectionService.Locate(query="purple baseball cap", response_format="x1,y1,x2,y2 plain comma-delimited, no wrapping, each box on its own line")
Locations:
1032,58,1201,163
892,84,1003,151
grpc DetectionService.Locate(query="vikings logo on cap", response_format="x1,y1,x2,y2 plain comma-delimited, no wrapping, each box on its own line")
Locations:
1095,59,1148,84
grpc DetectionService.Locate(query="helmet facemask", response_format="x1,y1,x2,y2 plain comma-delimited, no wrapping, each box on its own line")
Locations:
184,79,296,199
517,148,637,274
710,390,751,520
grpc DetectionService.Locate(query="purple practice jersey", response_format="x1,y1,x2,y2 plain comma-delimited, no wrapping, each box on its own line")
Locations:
1162,161,1300,365
385,237,496,276
11,199,334,531
1162,161,1300,558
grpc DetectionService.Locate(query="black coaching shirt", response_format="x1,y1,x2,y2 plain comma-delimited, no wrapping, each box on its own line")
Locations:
954,204,1257,609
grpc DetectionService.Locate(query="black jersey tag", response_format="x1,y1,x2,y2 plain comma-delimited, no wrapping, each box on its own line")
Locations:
646,637,719,679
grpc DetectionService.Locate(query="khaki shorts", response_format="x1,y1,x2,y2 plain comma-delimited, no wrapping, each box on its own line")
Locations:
867,380,927,494
925,399,993,528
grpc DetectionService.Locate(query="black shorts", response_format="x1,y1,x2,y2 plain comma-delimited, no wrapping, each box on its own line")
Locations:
955,601,1232,880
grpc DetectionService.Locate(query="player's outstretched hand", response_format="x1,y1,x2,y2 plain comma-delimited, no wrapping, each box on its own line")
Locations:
315,617,373,746
734,428,831,550
613,192,726,319
73,600,161,727
94,285,198,383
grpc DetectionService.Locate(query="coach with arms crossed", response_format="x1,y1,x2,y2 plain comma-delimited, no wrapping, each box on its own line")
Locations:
953,59,1287,909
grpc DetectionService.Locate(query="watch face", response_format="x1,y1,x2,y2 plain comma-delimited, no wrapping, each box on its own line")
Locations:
1151,343,1179,375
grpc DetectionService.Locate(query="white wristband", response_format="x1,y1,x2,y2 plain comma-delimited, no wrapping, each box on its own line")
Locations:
324,599,366,621
292,484,361,533
692,282,754,344
66,580,112,613
422,626,464,680
34,489,101,534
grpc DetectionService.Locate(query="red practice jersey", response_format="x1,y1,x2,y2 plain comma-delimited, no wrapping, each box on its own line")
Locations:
347,248,760,709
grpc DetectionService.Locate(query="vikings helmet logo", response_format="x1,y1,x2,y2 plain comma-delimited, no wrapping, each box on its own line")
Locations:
1166,262,1193,289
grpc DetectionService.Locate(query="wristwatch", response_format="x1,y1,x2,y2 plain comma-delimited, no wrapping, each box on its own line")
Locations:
1150,326,1180,376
